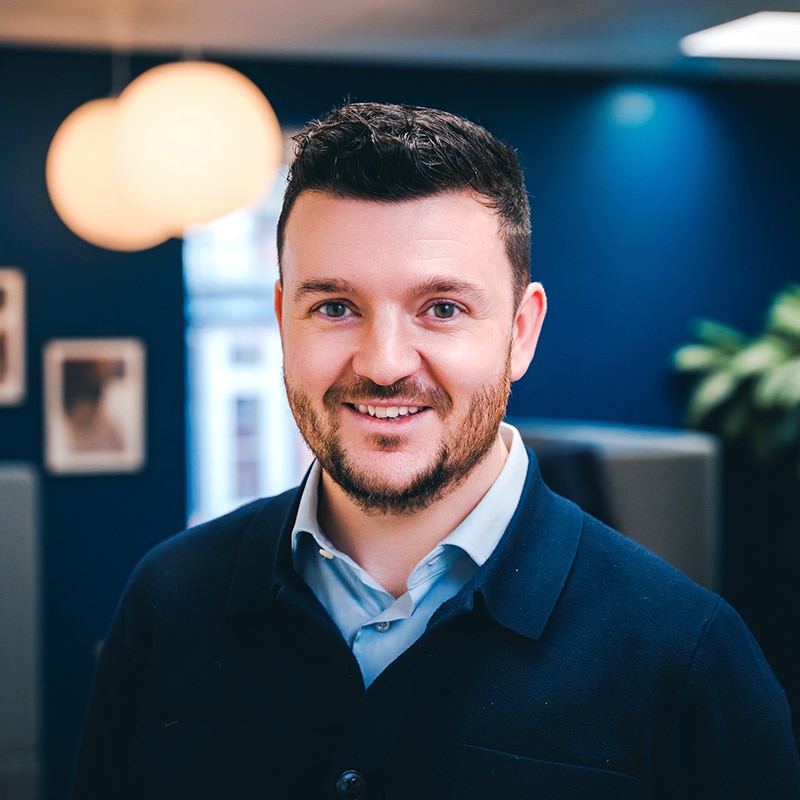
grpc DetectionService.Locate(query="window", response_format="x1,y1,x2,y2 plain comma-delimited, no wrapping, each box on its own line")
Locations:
234,396,261,499
183,167,310,525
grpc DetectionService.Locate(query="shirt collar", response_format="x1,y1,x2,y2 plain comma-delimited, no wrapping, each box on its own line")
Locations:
226,442,585,644
439,423,528,565
290,422,528,569
290,458,327,553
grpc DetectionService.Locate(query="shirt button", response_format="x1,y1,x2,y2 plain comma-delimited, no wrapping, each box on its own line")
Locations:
336,770,366,799
373,620,391,633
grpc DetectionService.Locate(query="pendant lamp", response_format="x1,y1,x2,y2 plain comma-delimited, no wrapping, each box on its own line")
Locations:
113,61,283,232
46,61,283,251
45,97,172,251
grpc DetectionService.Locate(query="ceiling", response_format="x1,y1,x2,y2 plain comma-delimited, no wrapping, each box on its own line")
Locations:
1,0,800,81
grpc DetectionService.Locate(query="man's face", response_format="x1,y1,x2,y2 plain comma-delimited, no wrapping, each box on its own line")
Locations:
275,190,544,515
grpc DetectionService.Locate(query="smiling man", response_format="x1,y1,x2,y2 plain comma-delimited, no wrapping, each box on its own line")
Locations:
276,189,544,598
71,102,800,799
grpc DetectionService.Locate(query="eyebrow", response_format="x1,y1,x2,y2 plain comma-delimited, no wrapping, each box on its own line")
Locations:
413,277,489,303
291,275,490,306
293,278,358,303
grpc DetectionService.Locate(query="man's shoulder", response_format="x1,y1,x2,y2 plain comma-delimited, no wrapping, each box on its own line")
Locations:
513,471,719,610
513,475,721,628
565,507,723,635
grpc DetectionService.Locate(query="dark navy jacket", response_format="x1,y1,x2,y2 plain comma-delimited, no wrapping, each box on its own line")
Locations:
71,451,800,799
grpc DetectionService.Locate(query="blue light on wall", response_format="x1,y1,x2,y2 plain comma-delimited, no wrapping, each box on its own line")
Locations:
609,88,657,127
508,81,751,426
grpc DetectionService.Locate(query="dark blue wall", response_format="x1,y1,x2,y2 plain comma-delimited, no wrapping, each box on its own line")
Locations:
0,47,187,799
0,46,798,798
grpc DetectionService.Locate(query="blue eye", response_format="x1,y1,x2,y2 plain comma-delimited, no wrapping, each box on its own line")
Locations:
431,303,458,319
320,302,348,318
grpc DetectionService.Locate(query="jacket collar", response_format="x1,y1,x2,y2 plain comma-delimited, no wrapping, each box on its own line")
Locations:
226,449,584,642
460,450,584,640
225,477,307,619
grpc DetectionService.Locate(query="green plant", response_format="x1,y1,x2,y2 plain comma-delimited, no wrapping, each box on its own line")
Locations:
673,284,800,476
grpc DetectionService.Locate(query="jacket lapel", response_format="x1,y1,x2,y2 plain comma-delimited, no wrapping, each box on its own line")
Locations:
431,448,584,641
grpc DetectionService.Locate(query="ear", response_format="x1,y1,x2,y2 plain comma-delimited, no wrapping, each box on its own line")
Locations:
509,282,547,382
273,279,284,334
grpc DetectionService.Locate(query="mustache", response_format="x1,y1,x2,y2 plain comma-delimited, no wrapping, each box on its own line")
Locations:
324,377,452,414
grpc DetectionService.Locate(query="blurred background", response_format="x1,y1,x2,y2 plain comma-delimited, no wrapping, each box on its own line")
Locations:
0,1,799,797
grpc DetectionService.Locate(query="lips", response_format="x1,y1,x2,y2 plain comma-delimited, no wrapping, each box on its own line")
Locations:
325,378,450,418
353,404,422,419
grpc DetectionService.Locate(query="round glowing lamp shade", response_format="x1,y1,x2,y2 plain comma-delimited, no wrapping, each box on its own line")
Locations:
46,98,172,251
114,61,283,231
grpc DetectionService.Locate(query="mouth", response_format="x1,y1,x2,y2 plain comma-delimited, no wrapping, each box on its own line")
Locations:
349,403,424,420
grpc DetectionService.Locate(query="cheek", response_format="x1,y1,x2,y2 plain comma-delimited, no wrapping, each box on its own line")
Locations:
428,337,511,394
283,334,348,388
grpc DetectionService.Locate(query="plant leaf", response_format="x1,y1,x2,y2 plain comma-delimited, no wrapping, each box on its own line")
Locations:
687,369,740,425
729,336,790,377
754,357,800,408
672,343,727,372
691,319,747,353
767,284,800,338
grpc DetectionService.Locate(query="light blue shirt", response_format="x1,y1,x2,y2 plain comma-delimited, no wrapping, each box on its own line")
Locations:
291,422,529,687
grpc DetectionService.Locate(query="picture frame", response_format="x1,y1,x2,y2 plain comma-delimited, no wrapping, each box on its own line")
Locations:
44,338,146,474
0,268,26,405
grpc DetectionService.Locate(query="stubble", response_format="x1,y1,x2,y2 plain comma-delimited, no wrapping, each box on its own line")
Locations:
284,358,512,516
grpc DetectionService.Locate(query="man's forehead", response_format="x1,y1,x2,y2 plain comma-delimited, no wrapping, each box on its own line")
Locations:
282,189,502,241
284,193,499,257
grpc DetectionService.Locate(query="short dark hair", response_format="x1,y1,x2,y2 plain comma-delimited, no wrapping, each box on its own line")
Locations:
277,102,531,307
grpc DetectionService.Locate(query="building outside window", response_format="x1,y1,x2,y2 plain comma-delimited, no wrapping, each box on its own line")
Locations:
183,166,310,526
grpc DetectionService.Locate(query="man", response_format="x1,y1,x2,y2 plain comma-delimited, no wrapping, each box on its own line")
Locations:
72,102,800,799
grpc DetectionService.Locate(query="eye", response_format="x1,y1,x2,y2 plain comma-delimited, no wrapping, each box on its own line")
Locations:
316,301,351,319
428,302,460,319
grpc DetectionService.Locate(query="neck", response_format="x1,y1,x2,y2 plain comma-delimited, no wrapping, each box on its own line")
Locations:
317,435,509,597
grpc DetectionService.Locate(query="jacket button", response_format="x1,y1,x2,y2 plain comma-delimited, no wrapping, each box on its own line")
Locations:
336,770,366,799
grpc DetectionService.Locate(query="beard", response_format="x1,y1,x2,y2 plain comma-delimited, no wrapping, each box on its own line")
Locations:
285,356,512,516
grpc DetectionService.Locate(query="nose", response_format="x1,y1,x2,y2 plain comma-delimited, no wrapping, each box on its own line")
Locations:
351,315,420,386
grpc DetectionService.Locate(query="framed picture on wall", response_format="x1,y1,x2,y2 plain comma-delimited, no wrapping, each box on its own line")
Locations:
0,268,26,405
44,338,146,474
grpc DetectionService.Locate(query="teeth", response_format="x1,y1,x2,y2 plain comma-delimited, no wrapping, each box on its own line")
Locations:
355,404,421,419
